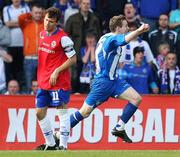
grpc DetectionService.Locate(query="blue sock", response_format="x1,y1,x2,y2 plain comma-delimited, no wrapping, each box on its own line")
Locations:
121,103,138,123
70,111,84,128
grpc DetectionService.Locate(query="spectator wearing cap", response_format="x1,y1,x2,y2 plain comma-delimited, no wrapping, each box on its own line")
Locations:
118,46,159,94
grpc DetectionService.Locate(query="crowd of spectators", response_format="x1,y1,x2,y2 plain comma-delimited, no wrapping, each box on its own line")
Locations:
0,0,180,95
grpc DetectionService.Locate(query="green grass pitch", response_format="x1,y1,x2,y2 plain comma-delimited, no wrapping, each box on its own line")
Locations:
0,150,179,157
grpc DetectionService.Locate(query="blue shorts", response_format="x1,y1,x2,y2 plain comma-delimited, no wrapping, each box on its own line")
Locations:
36,89,70,108
85,77,130,108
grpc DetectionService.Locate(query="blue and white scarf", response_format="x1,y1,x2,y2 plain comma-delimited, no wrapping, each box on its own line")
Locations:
160,66,180,94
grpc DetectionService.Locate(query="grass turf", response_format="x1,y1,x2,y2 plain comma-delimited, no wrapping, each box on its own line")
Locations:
0,150,179,157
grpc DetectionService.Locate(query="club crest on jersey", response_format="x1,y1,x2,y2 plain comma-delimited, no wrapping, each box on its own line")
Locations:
51,41,56,48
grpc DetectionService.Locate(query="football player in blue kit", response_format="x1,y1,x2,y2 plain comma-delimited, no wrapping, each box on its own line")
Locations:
69,15,150,143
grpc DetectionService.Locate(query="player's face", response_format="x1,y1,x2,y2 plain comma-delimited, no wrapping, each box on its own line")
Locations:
118,20,129,34
32,6,43,21
44,14,58,33
166,54,177,68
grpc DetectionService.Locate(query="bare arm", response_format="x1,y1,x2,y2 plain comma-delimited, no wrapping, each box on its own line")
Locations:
169,22,180,29
125,24,150,43
0,50,13,63
90,47,95,63
82,48,91,64
5,21,19,28
54,54,76,74
49,54,77,86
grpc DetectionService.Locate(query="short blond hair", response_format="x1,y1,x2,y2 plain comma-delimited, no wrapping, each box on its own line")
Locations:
109,15,126,32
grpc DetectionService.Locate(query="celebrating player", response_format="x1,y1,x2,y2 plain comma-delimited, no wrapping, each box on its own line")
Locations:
35,7,76,150
69,15,149,143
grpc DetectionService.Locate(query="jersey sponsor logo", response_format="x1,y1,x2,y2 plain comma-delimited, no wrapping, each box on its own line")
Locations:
39,47,55,54
42,42,50,47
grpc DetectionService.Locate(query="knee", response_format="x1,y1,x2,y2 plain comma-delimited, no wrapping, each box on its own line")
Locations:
130,95,142,106
36,109,46,121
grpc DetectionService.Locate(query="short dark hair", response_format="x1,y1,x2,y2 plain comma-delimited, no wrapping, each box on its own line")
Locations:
85,29,97,39
124,2,135,8
133,46,144,57
45,7,61,22
109,15,126,32
30,1,43,10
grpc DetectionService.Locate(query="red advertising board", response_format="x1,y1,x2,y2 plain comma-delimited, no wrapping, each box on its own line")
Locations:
0,95,180,150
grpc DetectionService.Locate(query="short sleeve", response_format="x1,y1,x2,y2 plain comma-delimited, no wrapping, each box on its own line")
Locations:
61,36,76,58
104,34,127,52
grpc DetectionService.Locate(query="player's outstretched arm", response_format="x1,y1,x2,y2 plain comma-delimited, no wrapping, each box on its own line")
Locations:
125,23,150,43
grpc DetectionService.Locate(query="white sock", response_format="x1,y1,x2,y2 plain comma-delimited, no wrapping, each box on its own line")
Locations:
116,119,125,131
38,116,55,146
58,109,70,149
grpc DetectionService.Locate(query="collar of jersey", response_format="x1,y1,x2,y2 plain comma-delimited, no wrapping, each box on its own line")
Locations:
46,27,60,36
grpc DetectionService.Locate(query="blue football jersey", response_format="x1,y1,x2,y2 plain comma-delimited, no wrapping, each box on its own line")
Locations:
95,33,127,80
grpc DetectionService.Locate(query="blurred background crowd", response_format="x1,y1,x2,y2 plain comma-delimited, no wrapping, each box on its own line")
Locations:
0,0,180,95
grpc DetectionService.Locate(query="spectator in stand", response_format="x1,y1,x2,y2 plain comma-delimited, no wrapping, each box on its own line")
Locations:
32,0,54,9
95,0,128,34
64,0,80,26
18,2,43,93
0,13,11,51
0,50,12,94
53,0,70,28
0,14,12,94
156,42,170,70
118,46,159,94
30,79,38,95
79,31,96,93
158,52,180,94
65,0,101,93
4,79,20,95
124,2,141,25
169,0,180,66
124,2,146,40
131,0,177,31
3,0,30,90
149,14,177,58
119,22,156,68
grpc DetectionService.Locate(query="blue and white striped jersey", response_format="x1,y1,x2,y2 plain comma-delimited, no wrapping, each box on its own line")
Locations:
95,33,127,80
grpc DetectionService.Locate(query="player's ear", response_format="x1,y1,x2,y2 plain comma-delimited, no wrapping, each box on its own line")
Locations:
115,26,120,32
